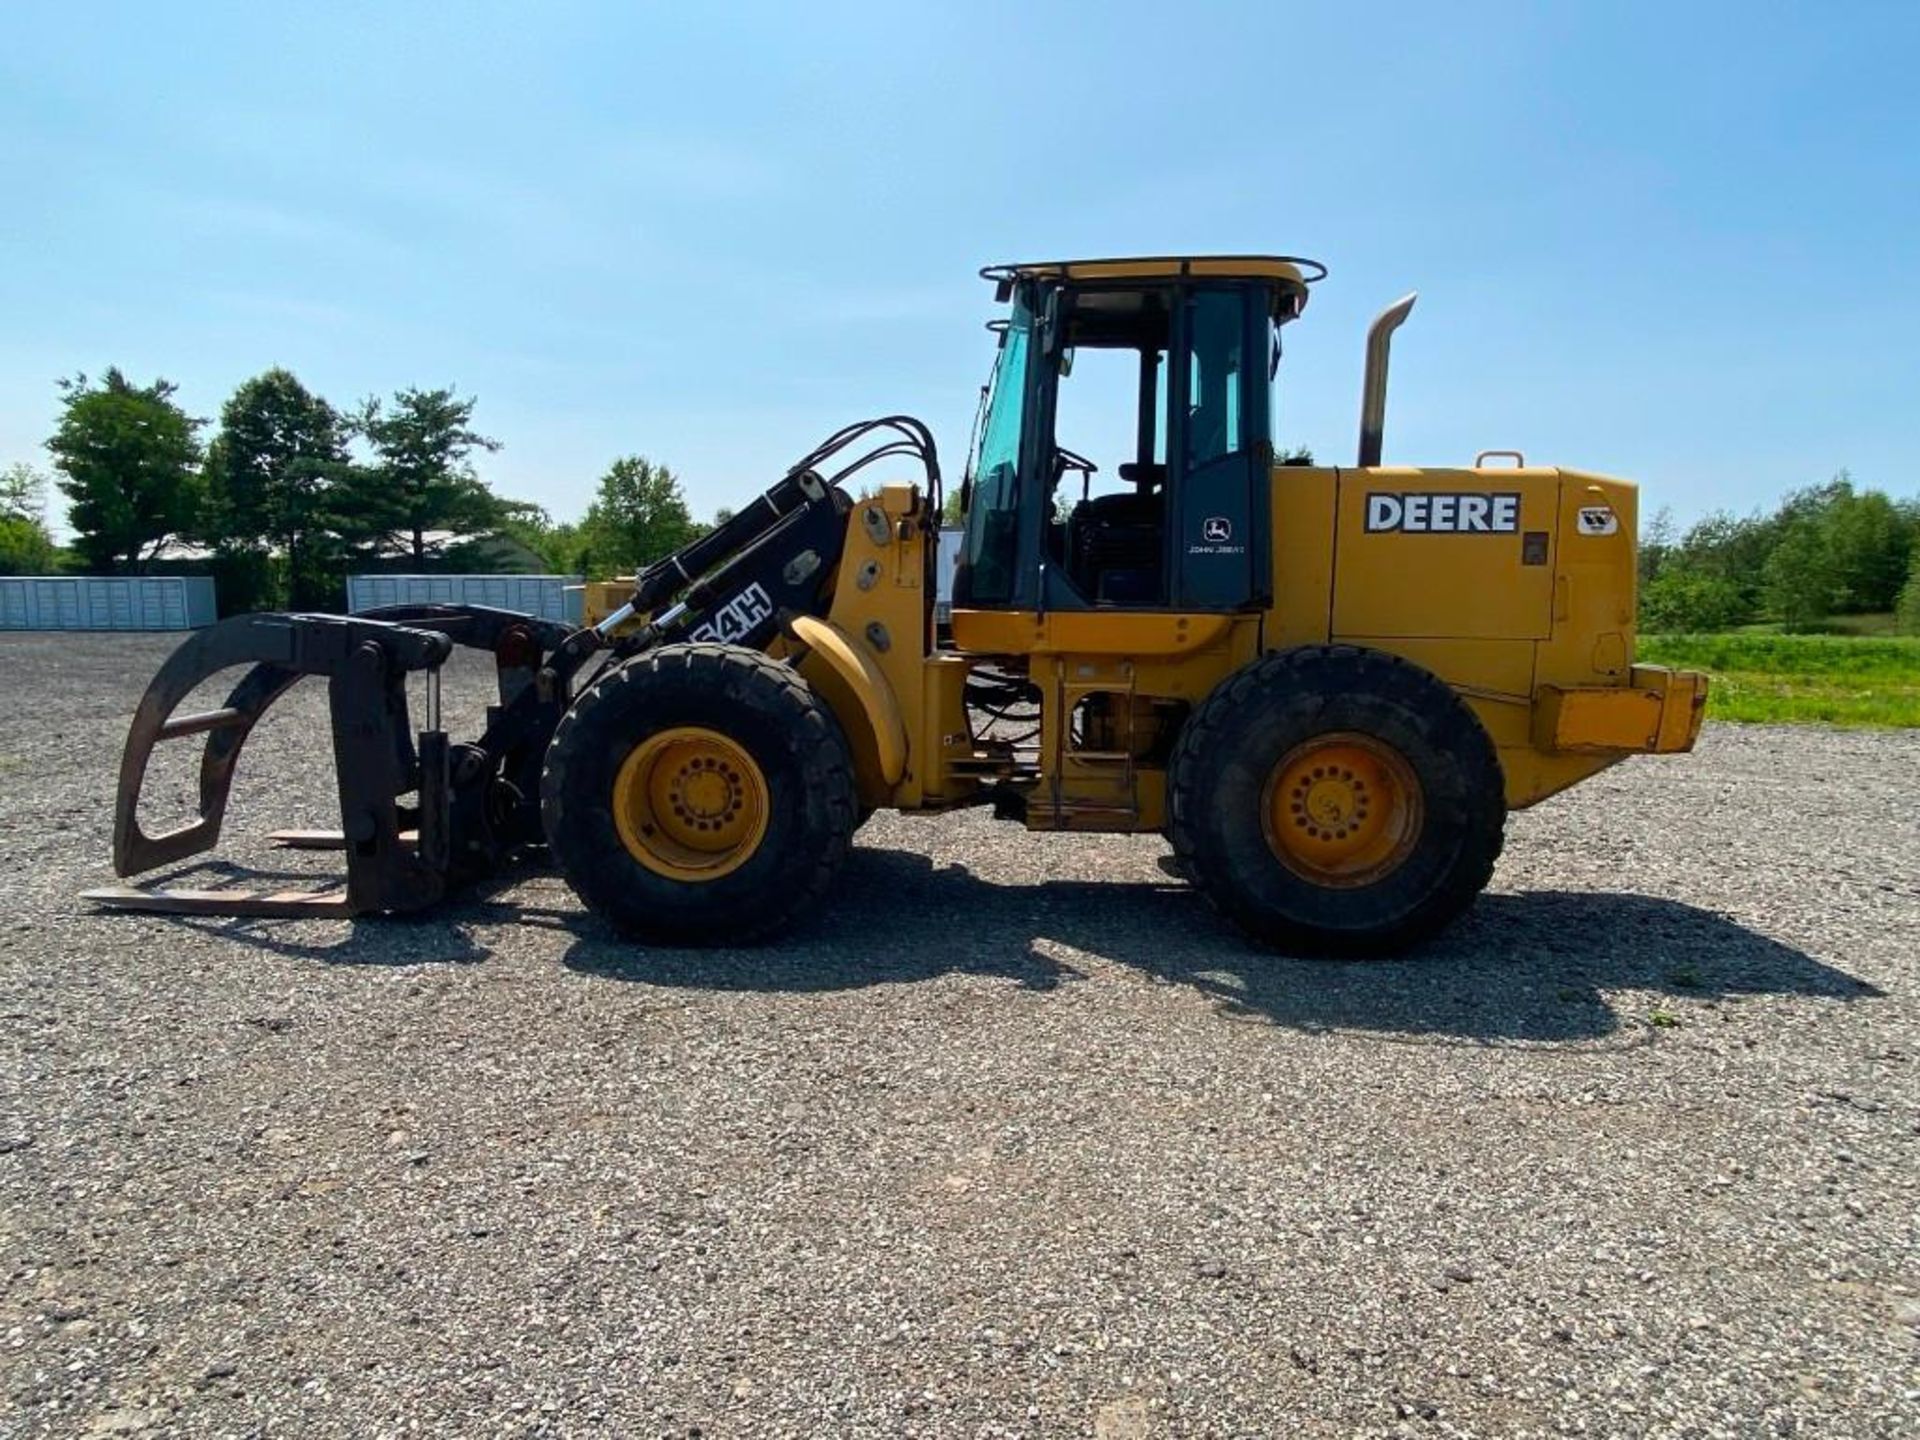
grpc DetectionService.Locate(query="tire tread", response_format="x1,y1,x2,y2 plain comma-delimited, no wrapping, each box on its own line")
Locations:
541,643,856,944
1166,645,1505,956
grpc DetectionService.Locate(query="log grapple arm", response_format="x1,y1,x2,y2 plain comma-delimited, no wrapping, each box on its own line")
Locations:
87,606,574,917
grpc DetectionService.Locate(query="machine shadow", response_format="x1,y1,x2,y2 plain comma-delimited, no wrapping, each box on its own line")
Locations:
152,857,503,967
138,846,1876,1044
560,845,1879,1045
169,910,495,967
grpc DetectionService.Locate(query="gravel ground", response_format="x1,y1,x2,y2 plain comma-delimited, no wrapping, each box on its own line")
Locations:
1,630,1916,1439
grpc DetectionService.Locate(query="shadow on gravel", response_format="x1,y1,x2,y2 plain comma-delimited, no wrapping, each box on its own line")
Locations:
172,911,494,966
559,847,1881,1045
138,859,499,966
126,846,1878,1044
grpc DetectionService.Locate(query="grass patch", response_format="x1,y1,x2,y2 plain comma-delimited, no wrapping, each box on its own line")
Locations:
1640,633,1920,727
1730,611,1902,637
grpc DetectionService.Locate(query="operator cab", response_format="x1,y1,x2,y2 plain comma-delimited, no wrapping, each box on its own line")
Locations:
954,255,1319,614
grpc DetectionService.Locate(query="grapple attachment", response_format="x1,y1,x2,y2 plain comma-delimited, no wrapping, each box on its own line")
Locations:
81,418,928,926
84,605,574,918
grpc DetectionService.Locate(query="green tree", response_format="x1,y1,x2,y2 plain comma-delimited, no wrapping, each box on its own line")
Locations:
0,517,55,574
576,456,698,573
1896,550,1920,636
344,387,502,564
1668,509,1776,620
0,463,58,574
1,462,47,521
203,368,349,607
1638,505,1678,586
1815,482,1912,613
494,500,586,573
46,369,204,572
1753,474,1917,616
1762,519,1835,633
1640,569,1746,633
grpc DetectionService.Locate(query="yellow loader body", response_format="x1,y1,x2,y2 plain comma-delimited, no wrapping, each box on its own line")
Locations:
701,465,1704,836
98,254,1707,957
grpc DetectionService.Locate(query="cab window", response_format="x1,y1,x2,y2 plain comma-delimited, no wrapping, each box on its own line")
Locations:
957,296,1033,604
1186,291,1244,467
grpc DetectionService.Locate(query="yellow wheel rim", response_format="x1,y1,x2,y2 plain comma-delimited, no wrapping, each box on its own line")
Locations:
1261,732,1423,888
611,727,770,882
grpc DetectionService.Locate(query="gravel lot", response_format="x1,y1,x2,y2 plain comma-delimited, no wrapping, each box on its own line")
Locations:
1,631,1916,1438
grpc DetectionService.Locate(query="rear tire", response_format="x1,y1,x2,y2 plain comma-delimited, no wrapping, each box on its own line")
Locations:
1167,646,1504,956
541,643,857,945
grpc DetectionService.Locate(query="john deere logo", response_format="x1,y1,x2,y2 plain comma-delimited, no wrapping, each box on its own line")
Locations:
1202,517,1233,543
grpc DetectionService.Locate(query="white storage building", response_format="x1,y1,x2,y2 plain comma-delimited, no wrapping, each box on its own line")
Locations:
0,575,218,631
347,573,584,626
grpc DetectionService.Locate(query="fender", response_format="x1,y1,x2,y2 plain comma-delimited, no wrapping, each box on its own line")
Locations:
786,613,909,794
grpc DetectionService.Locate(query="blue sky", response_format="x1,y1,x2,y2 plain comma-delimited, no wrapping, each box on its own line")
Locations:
3,2,1916,534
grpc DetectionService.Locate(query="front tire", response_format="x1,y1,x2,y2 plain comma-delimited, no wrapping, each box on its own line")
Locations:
1167,646,1504,956
540,643,857,945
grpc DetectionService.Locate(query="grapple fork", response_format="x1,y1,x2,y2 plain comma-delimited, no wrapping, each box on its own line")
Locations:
84,605,575,919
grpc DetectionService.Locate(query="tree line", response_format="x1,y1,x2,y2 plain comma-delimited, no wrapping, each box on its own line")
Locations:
0,366,718,612
1641,475,1920,634
8,372,1918,635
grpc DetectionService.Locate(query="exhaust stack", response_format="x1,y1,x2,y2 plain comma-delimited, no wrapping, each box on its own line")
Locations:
1357,293,1417,467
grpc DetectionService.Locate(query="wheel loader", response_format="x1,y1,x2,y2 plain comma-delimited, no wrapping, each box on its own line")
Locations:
87,255,1707,955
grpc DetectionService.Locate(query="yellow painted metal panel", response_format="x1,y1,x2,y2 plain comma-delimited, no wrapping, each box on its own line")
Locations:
1331,467,1558,640
822,490,936,806
1004,256,1311,285
1535,686,1665,752
581,580,632,627
1534,471,1640,691
1267,467,1338,648
789,615,908,787
1355,636,1538,701
1529,667,1708,759
949,609,1234,657
916,654,977,806
1059,260,1181,279
1632,664,1710,752
1495,744,1623,809
1458,696,1619,807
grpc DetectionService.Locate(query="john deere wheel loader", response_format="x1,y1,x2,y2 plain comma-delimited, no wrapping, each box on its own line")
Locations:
88,256,1707,955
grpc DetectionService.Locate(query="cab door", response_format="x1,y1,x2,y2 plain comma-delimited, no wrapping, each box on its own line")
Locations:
1168,286,1270,610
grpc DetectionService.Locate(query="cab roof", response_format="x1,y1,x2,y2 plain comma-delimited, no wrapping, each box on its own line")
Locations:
980,254,1326,288
981,255,1323,321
